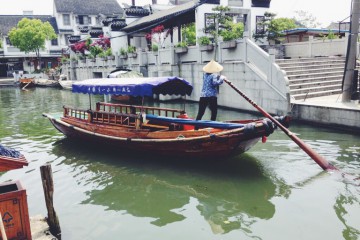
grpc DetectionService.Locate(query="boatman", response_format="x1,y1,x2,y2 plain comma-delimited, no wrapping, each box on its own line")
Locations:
195,60,226,122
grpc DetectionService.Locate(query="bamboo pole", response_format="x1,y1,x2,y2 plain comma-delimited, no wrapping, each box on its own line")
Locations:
224,79,337,171
40,164,61,238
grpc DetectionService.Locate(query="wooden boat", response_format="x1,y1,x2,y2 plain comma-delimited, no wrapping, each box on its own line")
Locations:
0,145,28,171
34,78,61,88
43,76,288,158
59,80,74,90
19,77,36,89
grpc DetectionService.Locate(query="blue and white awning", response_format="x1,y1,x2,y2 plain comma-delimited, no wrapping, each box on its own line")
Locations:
72,76,193,97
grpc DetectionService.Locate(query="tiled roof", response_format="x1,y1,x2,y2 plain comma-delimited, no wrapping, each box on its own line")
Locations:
123,0,203,33
124,7,150,17
0,15,58,35
54,0,123,16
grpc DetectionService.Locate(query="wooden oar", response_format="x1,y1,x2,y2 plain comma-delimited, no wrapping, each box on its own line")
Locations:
224,79,337,171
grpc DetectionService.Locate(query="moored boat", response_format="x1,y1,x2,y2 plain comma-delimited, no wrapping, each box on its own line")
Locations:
34,78,61,88
59,79,74,90
43,76,288,158
0,144,28,171
19,77,36,89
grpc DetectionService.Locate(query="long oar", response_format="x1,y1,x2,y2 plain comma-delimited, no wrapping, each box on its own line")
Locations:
224,79,337,171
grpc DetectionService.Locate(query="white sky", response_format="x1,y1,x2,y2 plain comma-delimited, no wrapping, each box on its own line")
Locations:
0,0,352,28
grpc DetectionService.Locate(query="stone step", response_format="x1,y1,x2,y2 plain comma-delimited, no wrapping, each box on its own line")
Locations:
281,64,344,72
287,71,343,80
277,57,347,99
292,89,342,100
276,57,345,64
288,75,343,85
284,66,344,75
289,79,342,90
290,84,342,95
277,59,345,68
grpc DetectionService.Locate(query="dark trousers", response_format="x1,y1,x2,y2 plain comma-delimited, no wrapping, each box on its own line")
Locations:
196,97,218,121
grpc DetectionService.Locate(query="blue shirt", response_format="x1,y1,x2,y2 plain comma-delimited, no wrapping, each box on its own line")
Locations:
200,73,224,97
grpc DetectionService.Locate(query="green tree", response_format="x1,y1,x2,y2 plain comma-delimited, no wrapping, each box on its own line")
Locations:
254,12,297,44
182,23,196,46
8,18,57,60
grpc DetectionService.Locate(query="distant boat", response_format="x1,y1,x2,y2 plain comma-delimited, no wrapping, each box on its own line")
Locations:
34,78,61,88
43,76,289,158
59,79,74,90
0,144,28,172
19,77,36,89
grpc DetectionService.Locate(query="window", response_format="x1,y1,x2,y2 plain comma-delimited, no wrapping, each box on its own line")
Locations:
95,17,101,25
204,13,215,33
256,16,265,34
252,0,271,8
228,0,243,7
76,15,91,25
63,14,70,25
51,38,58,46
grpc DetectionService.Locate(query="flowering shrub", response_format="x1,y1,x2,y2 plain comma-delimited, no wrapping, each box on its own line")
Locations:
91,35,110,49
71,41,87,54
70,35,110,58
145,25,174,48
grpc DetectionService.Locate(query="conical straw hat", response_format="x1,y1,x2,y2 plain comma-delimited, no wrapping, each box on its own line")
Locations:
202,60,223,73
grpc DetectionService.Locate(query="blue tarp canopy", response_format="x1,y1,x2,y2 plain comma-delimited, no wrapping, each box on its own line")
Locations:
72,76,193,97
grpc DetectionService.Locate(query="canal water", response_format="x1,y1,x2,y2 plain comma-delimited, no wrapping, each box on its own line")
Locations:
0,87,359,240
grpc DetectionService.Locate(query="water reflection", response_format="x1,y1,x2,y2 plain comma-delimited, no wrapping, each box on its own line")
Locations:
52,138,277,234
1,88,360,239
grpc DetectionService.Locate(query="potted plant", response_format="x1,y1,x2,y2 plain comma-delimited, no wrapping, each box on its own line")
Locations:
152,44,159,55
220,22,244,49
198,36,214,51
98,51,107,61
70,56,78,65
78,54,86,63
127,45,137,58
119,47,127,59
89,45,103,58
87,54,96,62
105,48,115,60
174,42,188,54
60,56,69,64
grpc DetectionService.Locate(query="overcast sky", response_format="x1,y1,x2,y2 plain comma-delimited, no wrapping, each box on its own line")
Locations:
0,0,352,27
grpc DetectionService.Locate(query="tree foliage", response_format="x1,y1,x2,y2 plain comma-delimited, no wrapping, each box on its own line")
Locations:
182,23,196,46
9,18,57,58
254,12,297,44
204,6,244,42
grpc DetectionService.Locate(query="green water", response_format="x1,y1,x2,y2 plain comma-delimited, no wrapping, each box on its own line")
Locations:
0,88,359,240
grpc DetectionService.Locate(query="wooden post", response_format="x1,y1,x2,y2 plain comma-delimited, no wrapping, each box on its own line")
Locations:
40,164,61,239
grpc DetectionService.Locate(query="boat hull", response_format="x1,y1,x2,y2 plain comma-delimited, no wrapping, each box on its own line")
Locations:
47,116,262,158
0,155,28,172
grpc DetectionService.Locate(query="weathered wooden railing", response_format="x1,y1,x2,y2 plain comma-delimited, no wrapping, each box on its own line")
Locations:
90,110,139,127
63,103,184,130
63,106,89,120
63,105,140,128
96,102,184,117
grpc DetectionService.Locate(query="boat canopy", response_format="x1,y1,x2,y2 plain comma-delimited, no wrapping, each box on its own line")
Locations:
72,76,193,97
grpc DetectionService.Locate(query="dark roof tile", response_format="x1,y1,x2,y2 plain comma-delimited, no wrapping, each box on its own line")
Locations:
0,15,58,35
54,0,123,16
